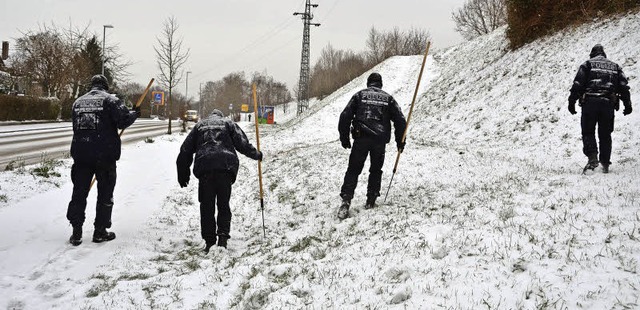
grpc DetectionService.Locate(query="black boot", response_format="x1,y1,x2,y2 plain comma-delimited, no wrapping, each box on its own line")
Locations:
203,239,216,254
217,237,228,248
92,227,116,243
69,226,82,246
583,153,599,173
337,199,351,220
602,164,609,174
364,196,376,210
587,153,599,168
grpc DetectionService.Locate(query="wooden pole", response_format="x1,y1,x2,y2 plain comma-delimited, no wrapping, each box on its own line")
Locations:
252,84,266,238
384,41,431,202
89,78,154,190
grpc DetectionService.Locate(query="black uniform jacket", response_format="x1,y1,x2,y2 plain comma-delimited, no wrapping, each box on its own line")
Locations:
177,110,260,183
70,87,138,163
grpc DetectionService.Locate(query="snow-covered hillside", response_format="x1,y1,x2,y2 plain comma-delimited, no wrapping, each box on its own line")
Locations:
1,11,639,309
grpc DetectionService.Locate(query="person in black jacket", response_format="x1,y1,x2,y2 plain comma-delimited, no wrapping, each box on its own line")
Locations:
176,109,262,252
568,44,632,173
337,73,407,219
67,74,140,246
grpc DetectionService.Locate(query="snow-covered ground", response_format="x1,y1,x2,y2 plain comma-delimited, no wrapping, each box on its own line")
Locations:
1,11,640,309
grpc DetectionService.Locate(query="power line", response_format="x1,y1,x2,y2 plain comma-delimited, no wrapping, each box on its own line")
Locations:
319,0,342,24
192,14,299,80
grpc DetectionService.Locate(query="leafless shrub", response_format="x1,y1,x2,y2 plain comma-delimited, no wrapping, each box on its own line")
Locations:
452,0,507,40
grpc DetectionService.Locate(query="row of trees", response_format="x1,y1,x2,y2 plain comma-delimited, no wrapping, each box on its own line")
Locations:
200,71,292,117
7,23,128,99
309,27,430,99
151,16,292,132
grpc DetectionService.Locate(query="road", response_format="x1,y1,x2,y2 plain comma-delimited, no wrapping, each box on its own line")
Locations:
0,119,175,169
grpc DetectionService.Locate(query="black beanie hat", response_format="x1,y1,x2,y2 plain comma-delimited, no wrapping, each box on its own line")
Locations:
589,44,607,58
91,74,109,91
367,72,383,88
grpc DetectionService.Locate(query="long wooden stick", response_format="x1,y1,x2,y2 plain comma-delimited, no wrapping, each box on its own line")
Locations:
119,78,155,137
384,41,431,202
252,84,266,238
89,78,154,190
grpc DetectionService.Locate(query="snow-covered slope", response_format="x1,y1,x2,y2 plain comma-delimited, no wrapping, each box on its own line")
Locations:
1,11,639,310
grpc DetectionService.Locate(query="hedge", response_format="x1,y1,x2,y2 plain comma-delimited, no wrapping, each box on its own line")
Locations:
0,95,60,121
506,0,640,49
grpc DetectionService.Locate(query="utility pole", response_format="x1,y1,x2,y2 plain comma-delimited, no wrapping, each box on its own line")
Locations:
294,0,320,115
102,25,113,76
185,71,192,102
199,82,203,117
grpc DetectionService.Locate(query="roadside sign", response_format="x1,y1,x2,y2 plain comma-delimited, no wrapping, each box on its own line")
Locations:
152,91,165,105
258,106,275,124
241,104,249,112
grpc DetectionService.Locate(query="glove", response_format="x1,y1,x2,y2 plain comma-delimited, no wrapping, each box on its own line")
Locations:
178,177,189,188
256,151,263,161
397,141,406,153
568,101,577,115
341,138,351,149
623,105,632,116
133,105,141,117
178,170,190,187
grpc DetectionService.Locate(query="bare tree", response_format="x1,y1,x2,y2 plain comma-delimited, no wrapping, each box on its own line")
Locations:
154,16,190,134
310,44,368,99
452,0,507,40
14,28,74,98
364,26,430,67
12,22,131,99
365,27,384,65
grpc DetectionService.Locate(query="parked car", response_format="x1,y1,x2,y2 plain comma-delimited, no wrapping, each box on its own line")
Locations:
184,110,198,122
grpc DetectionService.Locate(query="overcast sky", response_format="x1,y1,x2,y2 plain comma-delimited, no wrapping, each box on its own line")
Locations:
1,0,466,99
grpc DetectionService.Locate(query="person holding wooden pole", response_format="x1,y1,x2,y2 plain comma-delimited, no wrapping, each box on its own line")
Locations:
66,74,142,246
337,73,407,220
176,109,262,253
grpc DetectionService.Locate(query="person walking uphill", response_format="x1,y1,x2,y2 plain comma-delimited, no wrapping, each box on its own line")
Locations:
337,73,407,220
67,75,141,246
568,44,632,174
176,109,262,253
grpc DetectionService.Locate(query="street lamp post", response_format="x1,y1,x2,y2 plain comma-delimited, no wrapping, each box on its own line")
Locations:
185,71,192,101
102,25,114,75
199,82,203,117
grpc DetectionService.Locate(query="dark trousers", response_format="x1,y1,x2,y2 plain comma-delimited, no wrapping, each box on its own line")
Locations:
66,161,117,228
581,98,615,165
340,137,386,200
198,172,234,243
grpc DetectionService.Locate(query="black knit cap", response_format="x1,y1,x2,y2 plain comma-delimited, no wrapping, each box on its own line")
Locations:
367,72,383,88
589,44,607,58
91,74,109,91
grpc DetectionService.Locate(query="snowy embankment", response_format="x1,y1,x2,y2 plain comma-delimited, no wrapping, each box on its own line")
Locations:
1,11,640,309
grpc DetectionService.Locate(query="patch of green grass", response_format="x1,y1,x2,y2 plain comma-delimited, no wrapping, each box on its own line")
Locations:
184,257,200,272
86,279,116,298
118,273,151,281
197,301,217,309
30,155,62,178
289,236,322,252
4,159,25,171
150,255,170,262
